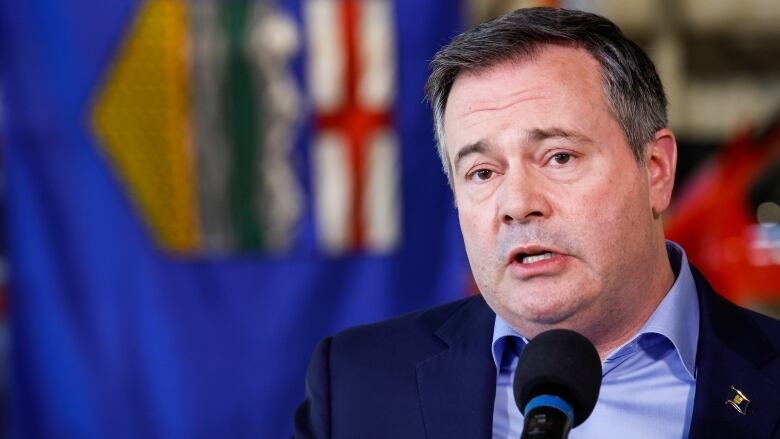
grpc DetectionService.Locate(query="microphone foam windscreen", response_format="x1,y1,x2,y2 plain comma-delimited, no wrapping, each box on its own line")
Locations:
513,329,602,427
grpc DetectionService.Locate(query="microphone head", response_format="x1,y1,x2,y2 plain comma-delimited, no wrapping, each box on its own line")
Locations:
513,328,602,427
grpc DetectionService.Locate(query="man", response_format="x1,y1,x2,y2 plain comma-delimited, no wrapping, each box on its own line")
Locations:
294,7,780,438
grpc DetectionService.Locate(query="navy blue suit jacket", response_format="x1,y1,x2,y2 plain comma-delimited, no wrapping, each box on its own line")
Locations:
294,269,780,438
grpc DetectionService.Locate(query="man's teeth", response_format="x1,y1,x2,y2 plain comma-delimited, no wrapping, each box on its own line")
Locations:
522,252,556,264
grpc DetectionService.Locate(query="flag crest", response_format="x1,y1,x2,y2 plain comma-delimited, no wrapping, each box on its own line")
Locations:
92,0,303,254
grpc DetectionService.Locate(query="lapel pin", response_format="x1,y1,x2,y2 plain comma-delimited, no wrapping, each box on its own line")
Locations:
725,386,750,415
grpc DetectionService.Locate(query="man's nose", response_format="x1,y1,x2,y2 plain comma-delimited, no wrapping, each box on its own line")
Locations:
498,167,552,224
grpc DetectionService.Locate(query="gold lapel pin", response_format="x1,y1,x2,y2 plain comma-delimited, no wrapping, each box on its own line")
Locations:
725,386,750,415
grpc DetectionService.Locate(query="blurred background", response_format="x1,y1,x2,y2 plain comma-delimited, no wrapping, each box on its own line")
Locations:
0,0,777,437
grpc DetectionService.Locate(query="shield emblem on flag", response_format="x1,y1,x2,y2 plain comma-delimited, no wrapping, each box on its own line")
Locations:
92,0,402,256
92,0,303,255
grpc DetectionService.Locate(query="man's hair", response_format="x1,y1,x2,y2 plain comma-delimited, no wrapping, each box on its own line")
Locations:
425,7,668,183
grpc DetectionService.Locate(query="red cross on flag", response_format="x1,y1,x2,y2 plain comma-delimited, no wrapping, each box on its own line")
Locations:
305,0,401,254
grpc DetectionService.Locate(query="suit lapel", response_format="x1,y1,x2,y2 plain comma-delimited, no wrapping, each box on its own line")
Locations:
688,268,780,439
416,295,497,439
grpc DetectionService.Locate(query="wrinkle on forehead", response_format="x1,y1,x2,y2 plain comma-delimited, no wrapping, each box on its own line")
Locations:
446,89,553,139
444,46,614,165
452,86,549,119
445,45,605,121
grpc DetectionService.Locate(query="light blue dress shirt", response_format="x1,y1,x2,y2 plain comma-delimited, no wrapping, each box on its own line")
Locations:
491,241,699,438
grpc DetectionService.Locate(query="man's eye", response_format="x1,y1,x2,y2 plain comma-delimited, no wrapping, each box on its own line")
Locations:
551,153,572,165
472,169,494,181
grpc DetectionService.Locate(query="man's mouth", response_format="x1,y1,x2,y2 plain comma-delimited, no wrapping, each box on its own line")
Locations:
507,247,567,277
516,251,557,264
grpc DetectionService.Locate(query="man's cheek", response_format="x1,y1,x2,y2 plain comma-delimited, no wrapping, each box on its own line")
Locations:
460,210,490,238
572,184,631,221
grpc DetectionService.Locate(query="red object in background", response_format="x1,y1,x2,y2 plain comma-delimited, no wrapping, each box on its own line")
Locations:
665,122,780,305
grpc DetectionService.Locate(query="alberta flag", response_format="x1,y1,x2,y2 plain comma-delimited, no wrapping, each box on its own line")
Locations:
0,0,466,437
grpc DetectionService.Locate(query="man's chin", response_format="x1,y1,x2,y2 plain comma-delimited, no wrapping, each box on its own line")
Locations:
499,301,581,334
525,309,576,326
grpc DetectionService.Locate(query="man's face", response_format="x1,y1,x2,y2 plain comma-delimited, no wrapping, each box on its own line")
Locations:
444,46,671,338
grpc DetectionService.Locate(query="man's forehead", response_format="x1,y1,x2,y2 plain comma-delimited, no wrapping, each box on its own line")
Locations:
443,46,606,149
444,45,603,119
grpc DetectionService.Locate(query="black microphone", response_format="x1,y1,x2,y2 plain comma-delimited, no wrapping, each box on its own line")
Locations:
513,329,602,439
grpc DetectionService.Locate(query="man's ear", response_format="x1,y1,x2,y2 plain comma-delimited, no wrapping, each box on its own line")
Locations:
646,128,677,218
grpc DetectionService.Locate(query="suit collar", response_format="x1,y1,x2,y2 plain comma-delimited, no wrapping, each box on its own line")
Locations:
412,270,780,439
688,267,780,438
416,295,497,439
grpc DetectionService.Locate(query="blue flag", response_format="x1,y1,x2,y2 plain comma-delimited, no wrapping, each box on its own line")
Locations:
1,0,466,437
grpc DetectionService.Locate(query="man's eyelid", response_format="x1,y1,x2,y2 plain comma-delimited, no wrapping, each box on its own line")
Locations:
455,153,482,176
462,156,499,176
453,140,497,173
464,162,502,183
542,149,579,165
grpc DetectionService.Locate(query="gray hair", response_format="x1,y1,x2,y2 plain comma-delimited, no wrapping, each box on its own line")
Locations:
424,7,668,184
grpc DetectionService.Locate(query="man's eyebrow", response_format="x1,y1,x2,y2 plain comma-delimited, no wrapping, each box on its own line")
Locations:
453,141,490,170
451,128,591,170
529,127,592,144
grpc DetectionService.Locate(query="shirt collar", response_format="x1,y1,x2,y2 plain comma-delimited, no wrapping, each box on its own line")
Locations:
490,240,699,379
623,240,699,379
491,310,526,369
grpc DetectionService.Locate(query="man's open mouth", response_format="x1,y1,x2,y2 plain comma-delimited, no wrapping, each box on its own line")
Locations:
514,251,557,264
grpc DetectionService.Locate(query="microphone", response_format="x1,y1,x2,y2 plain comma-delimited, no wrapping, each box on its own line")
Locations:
513,329,602,439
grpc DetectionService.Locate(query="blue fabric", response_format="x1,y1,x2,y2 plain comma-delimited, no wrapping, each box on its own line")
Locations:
294,295,499,439
0,1,466,438
293,266,780,438
492,241,699,438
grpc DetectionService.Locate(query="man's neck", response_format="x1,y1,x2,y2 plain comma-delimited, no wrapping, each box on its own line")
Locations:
587,242,676,361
